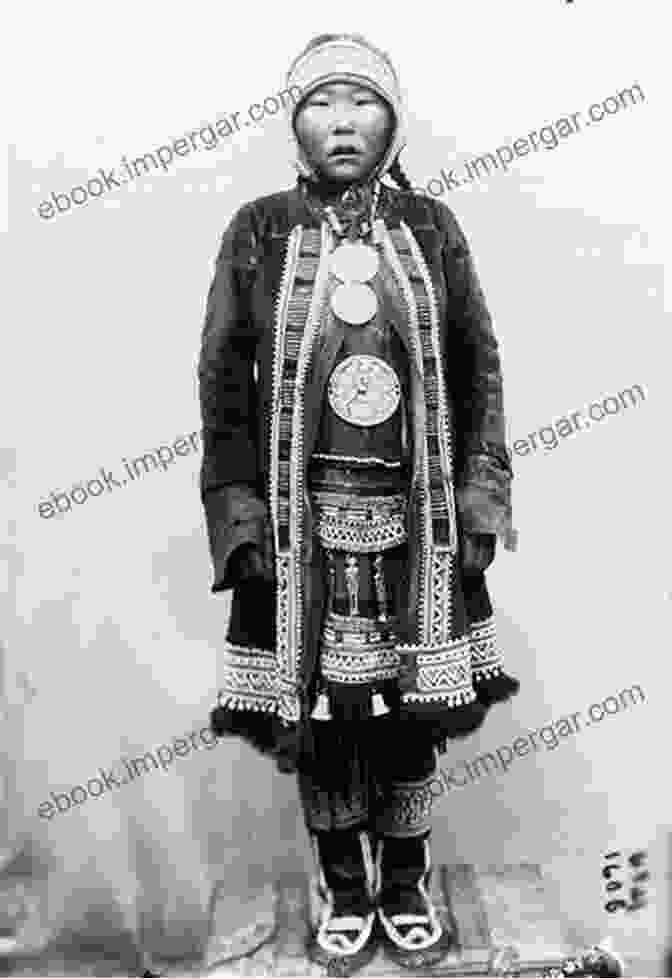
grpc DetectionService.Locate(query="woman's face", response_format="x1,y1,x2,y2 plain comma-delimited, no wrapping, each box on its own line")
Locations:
294,82,393,184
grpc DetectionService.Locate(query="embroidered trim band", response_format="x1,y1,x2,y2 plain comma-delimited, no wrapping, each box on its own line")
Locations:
218,643,278,713
313,491,408,552
321,611,401,685
374,776,437,838
399,635,476,706
469,615,504,679
379,221,461,679
269,224,333,723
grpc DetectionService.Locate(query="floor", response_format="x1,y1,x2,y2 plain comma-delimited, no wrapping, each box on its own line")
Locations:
1,863,663,977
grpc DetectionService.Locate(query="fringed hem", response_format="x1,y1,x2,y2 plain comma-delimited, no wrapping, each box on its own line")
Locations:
217,692,278,713
210,705,278,747
399,699,487,746
401,687,477,707
209,704,303,773
473,670,520,707
472,665,503,680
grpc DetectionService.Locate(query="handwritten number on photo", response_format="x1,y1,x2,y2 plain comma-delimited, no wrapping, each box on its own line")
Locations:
602,850,649,913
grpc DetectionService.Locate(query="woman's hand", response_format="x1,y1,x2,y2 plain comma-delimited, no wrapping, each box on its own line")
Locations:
460,532,496,574
231,542,275,584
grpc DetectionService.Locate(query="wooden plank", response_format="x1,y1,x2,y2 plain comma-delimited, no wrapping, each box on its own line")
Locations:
441,862,491,964
272,874,320,977
473,866,573,963
204,882,277,971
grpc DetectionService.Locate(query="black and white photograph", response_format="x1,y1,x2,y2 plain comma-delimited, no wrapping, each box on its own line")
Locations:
4,1,670,975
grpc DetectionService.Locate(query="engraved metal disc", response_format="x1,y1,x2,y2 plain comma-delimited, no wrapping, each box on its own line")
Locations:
330,283,378,326
330,242,379,283
328,355,401,427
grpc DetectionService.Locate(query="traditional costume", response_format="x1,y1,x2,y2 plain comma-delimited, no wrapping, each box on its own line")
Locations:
199,33,519,972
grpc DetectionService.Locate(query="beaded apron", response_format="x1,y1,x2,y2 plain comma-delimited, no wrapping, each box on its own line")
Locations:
309,459,406,700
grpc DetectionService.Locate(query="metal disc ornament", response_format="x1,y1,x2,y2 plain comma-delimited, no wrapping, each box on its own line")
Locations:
328,355,401,427
330,242,379,283
330,283,378,326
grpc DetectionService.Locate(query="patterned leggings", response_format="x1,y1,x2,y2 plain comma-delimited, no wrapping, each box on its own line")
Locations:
298,718,439,838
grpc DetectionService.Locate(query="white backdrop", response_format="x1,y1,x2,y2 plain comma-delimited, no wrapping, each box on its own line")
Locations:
5,0,671,970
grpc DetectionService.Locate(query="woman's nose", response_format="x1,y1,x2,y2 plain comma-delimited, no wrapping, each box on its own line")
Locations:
330,108,356,131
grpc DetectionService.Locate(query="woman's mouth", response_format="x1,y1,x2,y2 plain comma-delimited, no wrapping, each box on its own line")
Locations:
328,146,361,160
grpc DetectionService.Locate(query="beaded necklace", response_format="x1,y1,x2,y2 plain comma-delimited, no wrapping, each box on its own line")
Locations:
302,180,383,327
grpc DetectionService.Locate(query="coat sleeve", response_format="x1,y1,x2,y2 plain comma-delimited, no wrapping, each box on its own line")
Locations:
198,204,269,592
435,203,515,548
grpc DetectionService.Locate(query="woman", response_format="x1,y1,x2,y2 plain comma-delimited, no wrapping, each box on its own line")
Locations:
199,33,519,973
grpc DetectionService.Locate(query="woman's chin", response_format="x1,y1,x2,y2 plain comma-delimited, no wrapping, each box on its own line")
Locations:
319,160,372,183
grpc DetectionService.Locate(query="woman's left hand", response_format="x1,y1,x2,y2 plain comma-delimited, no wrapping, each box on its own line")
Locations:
461,532,496,574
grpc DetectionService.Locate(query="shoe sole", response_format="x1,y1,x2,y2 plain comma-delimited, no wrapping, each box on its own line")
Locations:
381,925,454,970
306,932,379,977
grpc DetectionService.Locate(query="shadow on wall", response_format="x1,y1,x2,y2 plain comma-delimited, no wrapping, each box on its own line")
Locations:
1,520,308,971
149,526,311,885
432,610,613,868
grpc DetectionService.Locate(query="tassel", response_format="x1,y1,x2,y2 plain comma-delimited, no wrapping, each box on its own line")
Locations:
371,691,390,717
310,692,333,721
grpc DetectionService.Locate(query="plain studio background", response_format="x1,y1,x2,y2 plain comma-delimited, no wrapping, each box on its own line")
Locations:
4,0,671,969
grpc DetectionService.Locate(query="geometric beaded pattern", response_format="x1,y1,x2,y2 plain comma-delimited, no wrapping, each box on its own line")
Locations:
375,776,437,838
270,227,322,553
377,223,432,644
313,492,408,553
274,554,300,722
377,222,477,713
399,635,476,706
320,626,402,685
269,226,331,724
429,548,453,646
469,615,503,679
218,644,278,713
390,225,457,552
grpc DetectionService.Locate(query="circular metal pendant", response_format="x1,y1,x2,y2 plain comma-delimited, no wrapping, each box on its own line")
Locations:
328,355,401,427
330,242,379,283
330,283,378,326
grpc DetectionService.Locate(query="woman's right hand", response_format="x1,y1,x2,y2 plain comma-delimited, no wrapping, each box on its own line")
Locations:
232,542,275,584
